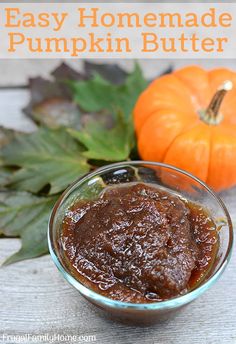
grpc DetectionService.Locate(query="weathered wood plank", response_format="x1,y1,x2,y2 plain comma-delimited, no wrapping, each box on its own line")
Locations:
0,89,36,132
0,59,235,87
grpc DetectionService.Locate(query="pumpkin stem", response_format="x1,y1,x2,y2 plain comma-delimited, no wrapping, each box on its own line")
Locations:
204,80,233,125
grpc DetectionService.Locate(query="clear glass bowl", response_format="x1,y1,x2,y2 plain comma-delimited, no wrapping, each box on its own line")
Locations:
48,161,233,324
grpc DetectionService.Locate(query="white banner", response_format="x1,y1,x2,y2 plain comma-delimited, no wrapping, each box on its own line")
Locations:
0,3,235,58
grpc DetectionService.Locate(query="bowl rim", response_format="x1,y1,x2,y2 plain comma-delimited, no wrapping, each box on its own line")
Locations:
48,161,234,310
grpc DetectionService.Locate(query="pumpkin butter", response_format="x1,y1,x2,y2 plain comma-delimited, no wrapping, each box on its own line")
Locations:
60,183,218,303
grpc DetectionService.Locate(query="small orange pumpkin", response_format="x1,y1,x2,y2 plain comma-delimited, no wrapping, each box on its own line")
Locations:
134,65,236,191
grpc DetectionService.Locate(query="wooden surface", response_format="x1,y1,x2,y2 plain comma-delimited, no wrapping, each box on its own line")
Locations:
1,59,236,87
0,65,236,344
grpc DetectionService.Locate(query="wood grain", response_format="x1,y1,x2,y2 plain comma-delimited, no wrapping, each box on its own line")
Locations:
0,80,235,344
0,59,236,87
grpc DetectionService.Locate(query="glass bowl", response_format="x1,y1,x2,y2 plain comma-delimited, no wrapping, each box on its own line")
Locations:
48,161,233,324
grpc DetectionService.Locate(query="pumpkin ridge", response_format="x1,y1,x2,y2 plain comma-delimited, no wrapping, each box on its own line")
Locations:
134,73,195,134
205,126,214,186
162,119,201,163
174,66,210,111
139,104,196,132
137,106,196,134
171,71,201,111
206,124,236,190
137,109,197,162
163,122,211,182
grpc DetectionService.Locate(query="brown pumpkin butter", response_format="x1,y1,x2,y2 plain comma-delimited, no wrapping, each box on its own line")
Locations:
60,183,218,303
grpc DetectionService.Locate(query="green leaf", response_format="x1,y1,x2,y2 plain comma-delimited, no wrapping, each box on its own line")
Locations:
0,167,12,186
1,127,90,194
0,62,148,265
0,191,57,264
68,112,135,162
71,64,148,119
0,126,18,166
70,73,114,113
